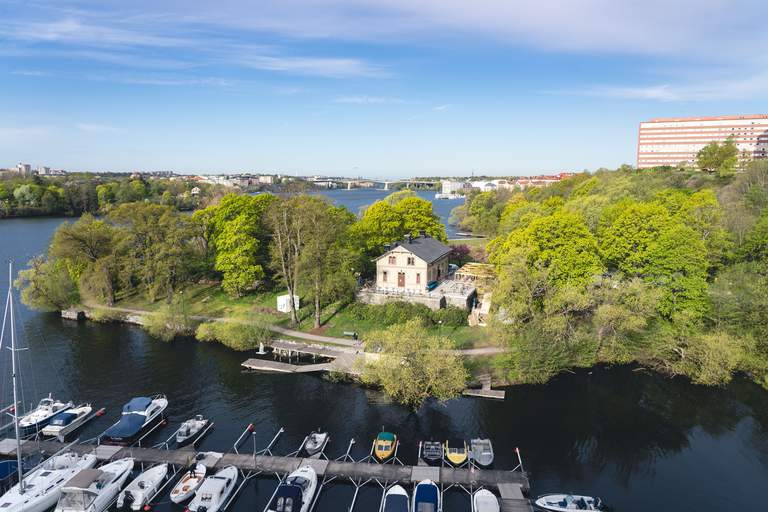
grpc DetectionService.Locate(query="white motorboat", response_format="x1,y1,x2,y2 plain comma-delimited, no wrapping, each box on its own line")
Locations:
412,479,440,512
169,463,206,503
19,395,74,433
117,463,168,510
102,395,168,445
0,452,98,512
473,489,500,512
383,485,409,512
470,439,494,467
176,415,210,446
303,431,328,457
42,404,93,440
266,465,317,512
535,494,605,511
55,458,134,512
187,466,238,512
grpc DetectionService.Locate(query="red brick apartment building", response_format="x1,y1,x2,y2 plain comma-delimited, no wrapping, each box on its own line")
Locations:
637,114,768,169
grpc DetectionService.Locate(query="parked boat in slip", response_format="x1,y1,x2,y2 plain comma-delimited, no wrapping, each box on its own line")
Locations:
117,463,168,511
419,441,443,465
412,480,440,512
473,489,500,512
18,395,73,434
444,438,468,466
383,485,409,512
169,463,206,503
176,415,210,447
303,431,329,457
267,465,317,512
187,465,238,512
54,458,134,512
102,395,167,445
42,404,96,440
470,438,494,467
534,494,606,512
374,431,398,461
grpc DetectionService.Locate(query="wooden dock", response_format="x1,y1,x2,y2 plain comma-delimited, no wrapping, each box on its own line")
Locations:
0,438,530,494
242,339,362,375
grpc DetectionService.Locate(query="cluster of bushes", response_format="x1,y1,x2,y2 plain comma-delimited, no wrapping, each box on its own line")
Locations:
347,301,467,328
195,320,272,351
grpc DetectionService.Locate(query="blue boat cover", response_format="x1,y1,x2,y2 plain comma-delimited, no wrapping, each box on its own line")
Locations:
122,397,152,413
383,494,408,512
414,483,438,511
104,413,146,439
0,461,19,480
269,484,303,511
49,411,78,426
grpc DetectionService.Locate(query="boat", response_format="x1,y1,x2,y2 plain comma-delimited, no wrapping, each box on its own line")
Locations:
187,466,238,512
534,494,605,511
419,441,443,465
19,395,74,434
266,465,317,512
473,489,500,512
176,415,210,446
0,452,98,512
116,463,168,510
54,458,134,512
444,439,468,466
373,431,398,461
383,485,409,512
303,431,329,457
169,463,206,503
412,479,440,512
101,395,168,445
42,404,93,440
469,438,494,467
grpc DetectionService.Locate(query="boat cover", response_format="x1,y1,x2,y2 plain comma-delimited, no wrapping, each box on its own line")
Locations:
104,414,145,439
123,397,152,413
414,483,438,509
269,484,303,511
377,432,396,441
383,494,408,512
49,411,78,426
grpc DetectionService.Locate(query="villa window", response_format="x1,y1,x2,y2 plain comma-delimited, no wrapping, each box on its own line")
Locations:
382,271,388,282
388,256,396,265
407,257,415,265
416,273,421,284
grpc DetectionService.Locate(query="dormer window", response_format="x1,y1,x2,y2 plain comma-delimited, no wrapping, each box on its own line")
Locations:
388,256,396,265
407,257,415,265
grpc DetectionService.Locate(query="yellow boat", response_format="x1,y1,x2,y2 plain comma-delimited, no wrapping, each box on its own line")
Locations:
374,431,398,461
444,439,468,466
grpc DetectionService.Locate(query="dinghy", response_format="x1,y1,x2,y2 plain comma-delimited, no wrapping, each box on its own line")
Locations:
187,466,238,512
55,458,134,512
169,463,206,503
117,463,168,510
470,438,494,467
412,479,440,512
444,438,468,466
303,431,329,457
473,489,500,512
267,465,317,512
0,452,98,512
535,494,605,511
19,395,73,434
42,404,93,440
176,415,210,446
383,485,409,512
419,441,443,465
374,431,398,461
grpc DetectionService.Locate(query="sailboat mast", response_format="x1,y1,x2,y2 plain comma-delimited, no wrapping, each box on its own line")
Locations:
7,261,24,493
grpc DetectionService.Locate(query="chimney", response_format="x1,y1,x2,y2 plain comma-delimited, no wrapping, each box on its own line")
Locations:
383,243,391,252
405,234,412,243
419,229,426,237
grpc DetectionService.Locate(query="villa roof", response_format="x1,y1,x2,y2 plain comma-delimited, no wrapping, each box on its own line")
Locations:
376,235,451,264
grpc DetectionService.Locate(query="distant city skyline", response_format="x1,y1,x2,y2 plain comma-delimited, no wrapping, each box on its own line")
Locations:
1,1,766,178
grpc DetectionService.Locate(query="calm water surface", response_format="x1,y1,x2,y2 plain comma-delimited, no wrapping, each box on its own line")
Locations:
0,202,767,511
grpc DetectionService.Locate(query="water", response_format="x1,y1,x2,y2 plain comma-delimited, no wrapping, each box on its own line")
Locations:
1,208,768,511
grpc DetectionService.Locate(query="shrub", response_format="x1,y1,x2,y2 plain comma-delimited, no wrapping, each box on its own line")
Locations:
432,306,468,327
195,320,272,351
144,299,196,342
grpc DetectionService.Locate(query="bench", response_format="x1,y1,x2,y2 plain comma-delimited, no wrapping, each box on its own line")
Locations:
342,331,358,340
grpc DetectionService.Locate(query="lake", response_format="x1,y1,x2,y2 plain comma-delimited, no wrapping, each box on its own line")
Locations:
0,196,767,511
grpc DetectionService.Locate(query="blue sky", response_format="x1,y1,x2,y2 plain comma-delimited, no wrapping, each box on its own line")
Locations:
1,0,766,178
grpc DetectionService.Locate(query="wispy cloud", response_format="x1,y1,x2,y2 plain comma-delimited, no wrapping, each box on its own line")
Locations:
433,104,451,111
75,123,120,133
334,95,404,104
10,69,49,77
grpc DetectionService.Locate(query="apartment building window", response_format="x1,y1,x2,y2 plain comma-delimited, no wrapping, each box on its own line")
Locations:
388,256,396,265
407,257,415,265
382,271,388,282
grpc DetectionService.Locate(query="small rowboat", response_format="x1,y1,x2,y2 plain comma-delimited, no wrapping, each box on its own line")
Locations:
304,431,329,457
176,415,210,446
470,438,494,467
535,494,605,511
419,441,443,465
169,463,206,503
473,489,500,512
373,431,397,461
444,438,468,466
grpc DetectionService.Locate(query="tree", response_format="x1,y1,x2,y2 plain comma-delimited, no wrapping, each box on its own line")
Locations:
697,138,738,177
362,319,468,408
215,214,265,297
16,257,79,311
599,202,672,274
740,208,768,261
195,319,272,351
144,295,196,341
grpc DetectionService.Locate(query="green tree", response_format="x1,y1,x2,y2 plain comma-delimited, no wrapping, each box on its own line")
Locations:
697,138,739,177
195,319,272,351
16,257,79,311
362,318,468,409
215,214,265,297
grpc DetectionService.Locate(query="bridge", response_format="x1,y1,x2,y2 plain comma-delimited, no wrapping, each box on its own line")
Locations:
308,177,440,190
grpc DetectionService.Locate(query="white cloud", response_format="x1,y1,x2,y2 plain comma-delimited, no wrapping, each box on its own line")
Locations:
239,55,385,78
10,70,49,77
75,123,120,133
433,104,451,111
334,96,404,104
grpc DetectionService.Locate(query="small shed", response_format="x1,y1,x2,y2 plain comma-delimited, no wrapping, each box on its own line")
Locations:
277,294,300,313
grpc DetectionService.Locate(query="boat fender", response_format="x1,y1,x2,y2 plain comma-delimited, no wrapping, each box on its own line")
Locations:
247,423,254,432
143,506,152,511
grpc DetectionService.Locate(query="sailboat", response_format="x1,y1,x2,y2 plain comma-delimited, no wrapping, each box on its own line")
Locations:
0,262,99,512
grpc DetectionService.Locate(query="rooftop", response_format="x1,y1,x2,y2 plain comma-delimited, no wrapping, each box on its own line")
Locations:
377,235,451,264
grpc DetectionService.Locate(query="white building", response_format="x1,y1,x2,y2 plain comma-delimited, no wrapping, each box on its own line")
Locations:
16,163,32,176
257,175,275,185
440,180,471,195
37,166,50,175
637,114,768,169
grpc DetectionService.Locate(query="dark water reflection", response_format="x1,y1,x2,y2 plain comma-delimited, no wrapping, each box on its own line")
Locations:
1,215,768,511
